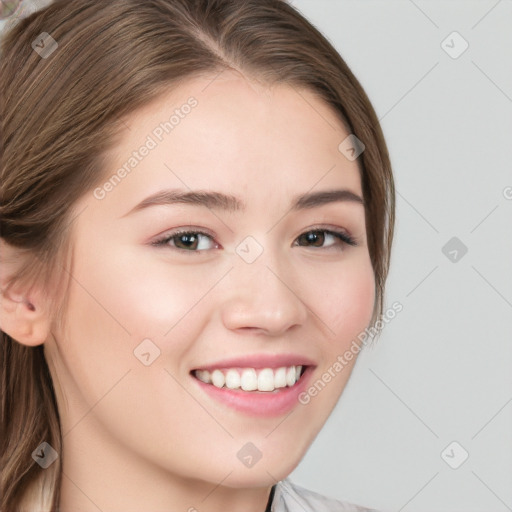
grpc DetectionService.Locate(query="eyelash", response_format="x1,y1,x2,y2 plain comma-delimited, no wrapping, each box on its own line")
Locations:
151,226,358,254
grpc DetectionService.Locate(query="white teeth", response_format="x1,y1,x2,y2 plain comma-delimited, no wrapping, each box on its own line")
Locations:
240,368,258,391
257,368,275,391
274,367,287,388
211,369,225,388
194,365,304,392
225,369,241,389
286,366,296,386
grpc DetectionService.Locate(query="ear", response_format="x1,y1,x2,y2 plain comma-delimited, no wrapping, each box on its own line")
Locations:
0,240,51,347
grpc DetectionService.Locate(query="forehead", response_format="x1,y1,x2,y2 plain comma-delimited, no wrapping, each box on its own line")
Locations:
89,70,363,217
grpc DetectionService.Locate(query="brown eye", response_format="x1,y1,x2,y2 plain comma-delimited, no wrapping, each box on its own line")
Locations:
174,233,200,250
298,231,325,247
295,229,357,250
152,230,216,252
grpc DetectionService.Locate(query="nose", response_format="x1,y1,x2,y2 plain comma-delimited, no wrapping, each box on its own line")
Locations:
220,249,309,336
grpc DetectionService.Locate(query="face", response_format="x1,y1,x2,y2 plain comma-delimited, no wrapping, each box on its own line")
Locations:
44,70,375,496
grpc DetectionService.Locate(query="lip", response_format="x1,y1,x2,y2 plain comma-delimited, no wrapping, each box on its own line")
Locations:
190,356,316,418
191,353,316,372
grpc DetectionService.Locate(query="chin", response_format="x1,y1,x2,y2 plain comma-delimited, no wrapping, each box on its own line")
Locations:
220,455,303,488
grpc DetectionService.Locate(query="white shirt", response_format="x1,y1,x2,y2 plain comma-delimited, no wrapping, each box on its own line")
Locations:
269,478,380,512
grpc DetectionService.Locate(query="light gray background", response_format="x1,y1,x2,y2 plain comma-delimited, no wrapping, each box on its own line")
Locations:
286,2,512,512
2,1,511,511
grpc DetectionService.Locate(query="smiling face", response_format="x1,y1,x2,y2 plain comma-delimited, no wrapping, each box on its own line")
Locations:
44,70,375,509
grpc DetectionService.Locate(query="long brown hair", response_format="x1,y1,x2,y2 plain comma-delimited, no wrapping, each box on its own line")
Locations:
0,1,395,510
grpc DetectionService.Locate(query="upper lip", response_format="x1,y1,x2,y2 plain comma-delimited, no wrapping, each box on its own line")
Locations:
191,353,317,372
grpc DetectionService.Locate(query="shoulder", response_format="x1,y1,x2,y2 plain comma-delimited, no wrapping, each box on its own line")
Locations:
271,478,381,512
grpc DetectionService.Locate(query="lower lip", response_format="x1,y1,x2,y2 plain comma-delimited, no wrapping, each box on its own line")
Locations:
192,366,315,418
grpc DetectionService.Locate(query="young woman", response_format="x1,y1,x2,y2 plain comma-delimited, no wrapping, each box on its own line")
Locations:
0,1,395,510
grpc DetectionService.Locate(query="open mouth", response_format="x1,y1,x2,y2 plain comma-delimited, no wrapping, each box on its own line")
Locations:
191,365,308,393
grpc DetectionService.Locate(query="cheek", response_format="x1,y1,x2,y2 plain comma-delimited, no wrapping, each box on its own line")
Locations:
55,246,210,453
71,242,214,340
303,255,376,345
55,243,200,404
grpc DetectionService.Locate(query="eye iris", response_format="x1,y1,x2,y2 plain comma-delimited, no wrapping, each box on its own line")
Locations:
176,233,199,250
303,231,324,247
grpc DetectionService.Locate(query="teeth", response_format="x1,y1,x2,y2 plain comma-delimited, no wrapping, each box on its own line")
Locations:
257,368,275,391
225,369,240,389
286,366,297,386
240,368,258,391
194,365,304,392
196,370,210,383
274,367,287,388
211,369,225,388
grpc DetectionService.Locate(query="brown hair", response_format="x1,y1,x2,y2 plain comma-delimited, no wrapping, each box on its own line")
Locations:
0,1,395,510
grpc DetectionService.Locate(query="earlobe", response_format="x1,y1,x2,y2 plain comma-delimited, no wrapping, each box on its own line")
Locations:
0,289,49,346
0,238,50,346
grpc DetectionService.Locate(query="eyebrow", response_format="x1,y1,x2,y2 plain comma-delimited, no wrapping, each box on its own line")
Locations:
121,188,364,218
